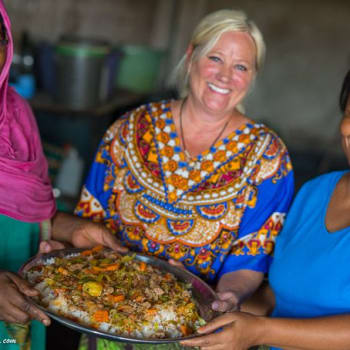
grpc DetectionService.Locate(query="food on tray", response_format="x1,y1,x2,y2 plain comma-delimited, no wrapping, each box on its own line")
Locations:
24,246,206,339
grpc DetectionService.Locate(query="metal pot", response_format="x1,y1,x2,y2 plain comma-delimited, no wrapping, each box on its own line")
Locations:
54,37,111,110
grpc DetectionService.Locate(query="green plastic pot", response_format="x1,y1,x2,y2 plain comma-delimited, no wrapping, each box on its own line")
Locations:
116,45,165,93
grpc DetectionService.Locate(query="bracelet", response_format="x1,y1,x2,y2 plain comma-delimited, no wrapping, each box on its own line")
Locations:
40,218,52,241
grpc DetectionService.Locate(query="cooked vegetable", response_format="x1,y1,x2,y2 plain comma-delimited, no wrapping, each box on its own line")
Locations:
25,248,205,339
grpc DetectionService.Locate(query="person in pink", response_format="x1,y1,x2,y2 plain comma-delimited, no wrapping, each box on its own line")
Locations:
0,2,57,350
0,1,56,348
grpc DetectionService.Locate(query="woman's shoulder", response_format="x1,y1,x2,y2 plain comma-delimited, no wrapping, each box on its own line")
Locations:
243,121,289,158
300,170,348,193
103,100,172,141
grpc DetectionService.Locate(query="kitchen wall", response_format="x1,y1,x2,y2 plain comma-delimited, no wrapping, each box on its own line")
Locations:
4,0,350,157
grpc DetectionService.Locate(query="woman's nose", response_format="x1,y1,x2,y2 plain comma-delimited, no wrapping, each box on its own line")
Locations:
217,65,232,82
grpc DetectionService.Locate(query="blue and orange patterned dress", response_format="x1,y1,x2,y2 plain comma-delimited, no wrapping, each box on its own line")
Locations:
75,100,294,284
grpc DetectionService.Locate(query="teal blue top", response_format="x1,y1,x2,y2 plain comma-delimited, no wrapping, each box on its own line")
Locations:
0,215,45,350
269,171,350,350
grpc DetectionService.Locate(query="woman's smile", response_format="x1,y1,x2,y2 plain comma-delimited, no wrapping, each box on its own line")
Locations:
188,30,257,116
207,82,231,95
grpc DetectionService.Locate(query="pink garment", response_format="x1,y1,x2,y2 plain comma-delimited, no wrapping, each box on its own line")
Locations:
0,0,56,222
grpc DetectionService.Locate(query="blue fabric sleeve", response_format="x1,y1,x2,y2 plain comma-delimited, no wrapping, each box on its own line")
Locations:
217,161,294,277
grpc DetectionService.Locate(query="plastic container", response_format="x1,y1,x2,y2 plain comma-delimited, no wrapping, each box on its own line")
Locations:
116,45,165,93
54,38,111,110
55,146,84,198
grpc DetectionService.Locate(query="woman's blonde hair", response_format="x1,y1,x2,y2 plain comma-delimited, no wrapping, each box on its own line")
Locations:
172,9,265,105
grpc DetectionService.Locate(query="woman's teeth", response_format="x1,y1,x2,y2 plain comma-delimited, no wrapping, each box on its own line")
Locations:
208,83,230,94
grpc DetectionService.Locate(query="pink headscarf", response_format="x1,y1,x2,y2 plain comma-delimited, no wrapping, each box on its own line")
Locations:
0,1,56,222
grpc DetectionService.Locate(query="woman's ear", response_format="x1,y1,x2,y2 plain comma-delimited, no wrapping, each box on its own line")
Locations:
186,44,194,71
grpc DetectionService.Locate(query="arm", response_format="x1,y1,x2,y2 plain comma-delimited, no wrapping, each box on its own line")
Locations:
0,271,50,326
213,269,264,312
182,312,350,350
240,279,275,316
213,148,294,312
40,211,127,253
42,118,131,254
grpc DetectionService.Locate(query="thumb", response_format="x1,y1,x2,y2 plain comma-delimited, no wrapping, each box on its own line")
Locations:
197,314,235,334
216,291,235,301
168,259,186,270
8,273,39,297
39,240,66,254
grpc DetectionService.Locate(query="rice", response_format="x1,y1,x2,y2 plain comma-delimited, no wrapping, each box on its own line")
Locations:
25,247,205,339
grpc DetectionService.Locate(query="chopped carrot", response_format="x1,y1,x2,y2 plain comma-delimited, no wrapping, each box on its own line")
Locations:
57,267,69,275
92,310,109,323
91,266,106,272
139,262,147,271
81,249,92,256
164,273,172,281
180,324,191,336
92,263,120,272
134,295,145,302
83,268,98,275
146,308,157,315
92,245,104,252
104,263,120,271
108,294,125,303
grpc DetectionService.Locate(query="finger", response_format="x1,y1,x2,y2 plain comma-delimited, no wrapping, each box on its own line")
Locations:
7,273,39,297
216,291,235,301
39,240,66,254
0,313,18,323
5,304,31,324
181,334,218,347
101,230,128,253
168,259,185,269
25,302,50,326
212,300,234,312
201,346,223,350
197,314,235,333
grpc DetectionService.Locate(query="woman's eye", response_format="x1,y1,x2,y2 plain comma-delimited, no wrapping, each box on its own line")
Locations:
208,56,221,63
235,64,247,72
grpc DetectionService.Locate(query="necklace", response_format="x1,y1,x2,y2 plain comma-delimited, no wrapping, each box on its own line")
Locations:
179,98,230,160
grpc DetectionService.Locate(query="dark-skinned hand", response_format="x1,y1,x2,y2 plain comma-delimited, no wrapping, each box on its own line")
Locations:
0,270,50,326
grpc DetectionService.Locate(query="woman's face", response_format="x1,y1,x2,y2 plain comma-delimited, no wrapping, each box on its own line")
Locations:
188,31,256,117
340,96,350,164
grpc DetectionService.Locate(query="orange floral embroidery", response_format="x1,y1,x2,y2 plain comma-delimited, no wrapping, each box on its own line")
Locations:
161,145,174,158
155,119,166,129
157,132,170,144
239,134,250,144
201,160,214,173
168,191,177,202
164,160,178,172
189,169,201,182
170,174,188,190
227,141,238,153
214,150,226,162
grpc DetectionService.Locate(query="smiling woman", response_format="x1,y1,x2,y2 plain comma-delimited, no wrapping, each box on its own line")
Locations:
43,8,294,350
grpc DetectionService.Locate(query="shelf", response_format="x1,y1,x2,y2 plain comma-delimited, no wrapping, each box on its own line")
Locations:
29,89,146,117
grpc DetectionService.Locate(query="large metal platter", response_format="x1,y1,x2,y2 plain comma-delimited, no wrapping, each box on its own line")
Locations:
19,248,218,344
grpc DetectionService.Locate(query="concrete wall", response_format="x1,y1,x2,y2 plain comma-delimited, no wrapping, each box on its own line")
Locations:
4,0,350,155
4,0,158,46
170,0,350,155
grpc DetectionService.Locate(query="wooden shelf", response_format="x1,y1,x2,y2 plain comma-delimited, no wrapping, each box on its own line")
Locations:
29,89,146,117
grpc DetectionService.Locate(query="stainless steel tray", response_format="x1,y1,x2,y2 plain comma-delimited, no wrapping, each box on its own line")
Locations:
19,248,218,344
